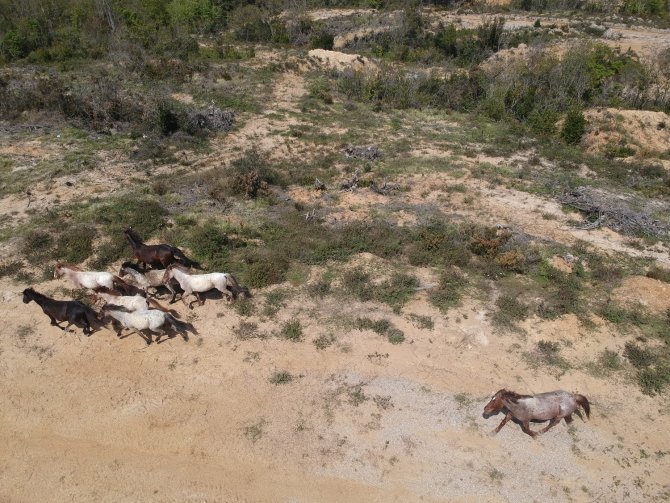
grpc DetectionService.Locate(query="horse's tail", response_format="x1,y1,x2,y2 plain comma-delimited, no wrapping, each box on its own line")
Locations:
165,313,197,338
575,394,590,419
171,247,203,270
225,273,251,299
147,298,180,318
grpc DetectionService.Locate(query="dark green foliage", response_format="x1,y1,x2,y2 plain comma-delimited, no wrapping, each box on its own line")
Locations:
637,365,670,395
428,269,467,313
621,0,667,17
280,319,303,342
355,317,392,334
269,371,293,384
354,317,404,344
55,226,95,265
536,340,571,370
0,260,23,278
374,273,419,311
342,267,373,301
535,262,582,319
561,108,587,145
647,266,670,283
408,221,471,268
624,341,655,368
492,295,529,328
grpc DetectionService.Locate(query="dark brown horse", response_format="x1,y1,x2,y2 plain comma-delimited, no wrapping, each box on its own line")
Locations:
483,389,590,438
124,228,201,270
23,288,100,336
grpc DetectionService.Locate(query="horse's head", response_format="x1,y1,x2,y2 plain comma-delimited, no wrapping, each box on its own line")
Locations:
22,288,34,304
162,265,174,283
53,262,63,279
483,389,507,417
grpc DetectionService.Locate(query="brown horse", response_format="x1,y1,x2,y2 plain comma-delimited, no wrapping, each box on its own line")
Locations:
483,389,590,438
124,228,200,270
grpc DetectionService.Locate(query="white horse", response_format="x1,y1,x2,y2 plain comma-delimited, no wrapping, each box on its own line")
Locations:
162,264,250,309
118,262,180,302
54,261,127,291
100,305,193,344
91,289,174,314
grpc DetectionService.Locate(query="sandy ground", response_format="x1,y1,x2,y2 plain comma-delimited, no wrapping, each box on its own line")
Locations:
2,15,670,501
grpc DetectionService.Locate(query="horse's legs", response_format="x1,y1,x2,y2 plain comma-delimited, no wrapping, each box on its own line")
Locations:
493,412,513,434
540,417,561,434
196,292,204,306
520,421,537,439
564,414,573,424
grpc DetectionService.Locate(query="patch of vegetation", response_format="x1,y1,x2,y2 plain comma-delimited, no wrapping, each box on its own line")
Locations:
0,260,23,279
637,365,670,396
407,313,434,330
492,295,530,329
374,272,419,312
269,371,293,385
313,333,336,350
534,340,571,372
279,319,303,342
243,419,265,444
236,321,260,341
624,341,656,368
355,317,404,344
647,266,670,283
428,269,467,314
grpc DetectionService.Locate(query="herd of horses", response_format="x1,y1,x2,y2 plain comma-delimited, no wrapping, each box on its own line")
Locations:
23,228,249,344
20,228,591,438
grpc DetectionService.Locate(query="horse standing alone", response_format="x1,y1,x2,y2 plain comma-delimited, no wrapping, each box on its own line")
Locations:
483,389,590,438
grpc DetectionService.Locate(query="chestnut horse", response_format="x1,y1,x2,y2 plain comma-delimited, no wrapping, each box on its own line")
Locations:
23,288,100,336
124,228,201,270
483,389,590,438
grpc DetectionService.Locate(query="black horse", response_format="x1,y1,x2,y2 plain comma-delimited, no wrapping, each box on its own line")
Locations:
124,228,201,271
23,288,100,336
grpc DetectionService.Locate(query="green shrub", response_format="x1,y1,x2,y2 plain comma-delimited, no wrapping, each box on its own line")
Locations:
54,226,95,264
638,365,670,395
374,272,419,311
280,319,303,342
492,295,529,328
386,327,405,344
269,371,293,384
561,108,587,145
624,341,655,368
429,269,467,313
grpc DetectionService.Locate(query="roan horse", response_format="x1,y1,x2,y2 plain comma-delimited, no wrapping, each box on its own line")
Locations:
54,262,129,292
100,305,194,344
483,389,590,438
118,262,180,302
124,228,201,270
162,263,250,309
23,288,100,336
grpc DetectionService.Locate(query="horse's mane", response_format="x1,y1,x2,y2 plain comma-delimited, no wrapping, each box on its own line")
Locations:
57,262,81,271
501,390,533,403
168,263,190,272
124,228,144,244
23,287,46,298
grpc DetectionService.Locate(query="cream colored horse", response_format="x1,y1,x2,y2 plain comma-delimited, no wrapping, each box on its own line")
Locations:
100,305,192,344
162,264,250,309
54,261,126,291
